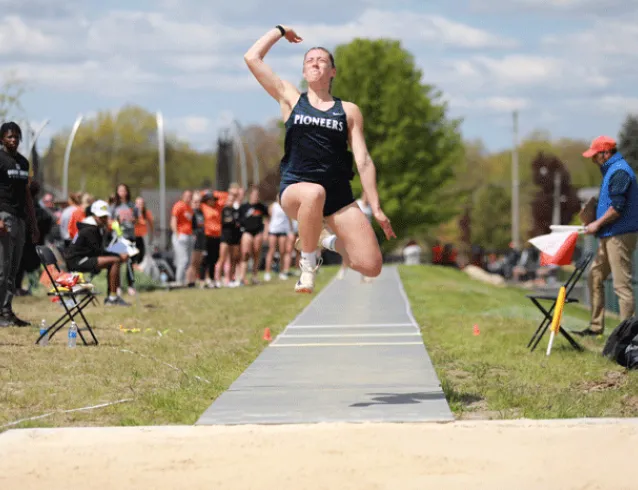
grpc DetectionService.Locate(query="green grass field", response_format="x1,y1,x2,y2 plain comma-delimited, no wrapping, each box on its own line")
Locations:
3,263,637,432
0,269,332,432
399,265,638,420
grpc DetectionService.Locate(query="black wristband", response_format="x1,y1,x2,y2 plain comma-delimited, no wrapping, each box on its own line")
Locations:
275,25,285,37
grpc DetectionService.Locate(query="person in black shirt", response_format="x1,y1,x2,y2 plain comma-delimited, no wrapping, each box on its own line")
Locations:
186,191,206,287
238,186,269,285
214,185,242,287
0,122,39,327
64,200,130,306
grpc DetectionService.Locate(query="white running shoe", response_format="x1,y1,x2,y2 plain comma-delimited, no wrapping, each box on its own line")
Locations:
264,272,271,282
295,257,323,294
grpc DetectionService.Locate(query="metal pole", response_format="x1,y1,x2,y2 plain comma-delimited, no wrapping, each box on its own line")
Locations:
62,115,83,199
27,119,50,162
512,110,520,249
552,171,561,225
247,134,260,185
233,120,247,189
156,111,167,250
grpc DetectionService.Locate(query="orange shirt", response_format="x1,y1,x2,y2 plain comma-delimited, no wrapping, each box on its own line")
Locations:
135,209,153,237
68,207,86,240
201,203,222,237
172,200,193,235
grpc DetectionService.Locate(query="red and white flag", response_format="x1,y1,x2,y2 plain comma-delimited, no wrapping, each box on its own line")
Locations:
528,226,584,266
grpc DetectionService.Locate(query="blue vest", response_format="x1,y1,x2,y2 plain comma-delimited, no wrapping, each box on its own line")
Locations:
596,153,638,238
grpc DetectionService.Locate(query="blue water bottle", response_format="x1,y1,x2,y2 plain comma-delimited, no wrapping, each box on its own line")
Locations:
67,321,78,348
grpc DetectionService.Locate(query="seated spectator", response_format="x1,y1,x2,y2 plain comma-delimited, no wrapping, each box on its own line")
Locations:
63,200,130,306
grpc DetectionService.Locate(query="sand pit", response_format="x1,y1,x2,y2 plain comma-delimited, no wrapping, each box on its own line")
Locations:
1,419,637,489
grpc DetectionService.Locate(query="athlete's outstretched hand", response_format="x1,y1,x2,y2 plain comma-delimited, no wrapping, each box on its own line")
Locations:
374,209,396,240
282,26,303,44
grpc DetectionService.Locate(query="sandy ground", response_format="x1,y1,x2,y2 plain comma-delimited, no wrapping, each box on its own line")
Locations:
1,419,637,490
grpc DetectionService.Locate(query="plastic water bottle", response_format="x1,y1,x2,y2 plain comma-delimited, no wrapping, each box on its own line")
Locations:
67,322,78,348
39,319,48,347
160,271,168,285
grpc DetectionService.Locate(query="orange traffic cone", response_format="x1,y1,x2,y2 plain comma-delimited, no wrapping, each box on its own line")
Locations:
473,324,480,336
263,328,272,342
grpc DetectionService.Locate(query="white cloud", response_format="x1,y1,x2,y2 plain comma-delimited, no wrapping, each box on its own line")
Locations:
7,58,159,97
448,95,531,113
567,95,638,115
544,19,638,58
470,0,636,15
293,10,515,49
429,54,610,95
0,16,62,56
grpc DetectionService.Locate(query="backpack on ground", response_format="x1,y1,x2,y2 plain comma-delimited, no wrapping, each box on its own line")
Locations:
602,316,638,369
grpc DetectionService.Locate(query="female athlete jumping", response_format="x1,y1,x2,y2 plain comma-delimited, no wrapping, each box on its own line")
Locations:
244,25,395,293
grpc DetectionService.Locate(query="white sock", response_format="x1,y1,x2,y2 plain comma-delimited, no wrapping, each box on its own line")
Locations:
301,251,317,267
321,234,337,252
109,294,118,300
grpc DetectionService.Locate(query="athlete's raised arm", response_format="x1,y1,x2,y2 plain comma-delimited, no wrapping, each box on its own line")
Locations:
345,102,396,240
244,25,302,107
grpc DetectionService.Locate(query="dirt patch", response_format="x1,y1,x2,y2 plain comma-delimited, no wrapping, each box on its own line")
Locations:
447,369,471,381
578,371,628,393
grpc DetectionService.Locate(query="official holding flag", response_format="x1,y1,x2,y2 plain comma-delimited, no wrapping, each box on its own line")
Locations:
578,136,638,337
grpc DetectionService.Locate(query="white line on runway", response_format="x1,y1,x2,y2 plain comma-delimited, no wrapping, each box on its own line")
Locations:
288,323,416,329
281,333,422,338
270,341,425,347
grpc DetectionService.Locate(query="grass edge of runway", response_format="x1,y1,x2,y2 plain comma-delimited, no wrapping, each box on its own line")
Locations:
399,265,638,420
0,268,335,432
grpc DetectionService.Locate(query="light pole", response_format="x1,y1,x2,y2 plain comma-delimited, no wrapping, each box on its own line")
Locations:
156,111,167,250
26,119,50,163
511,110,520,250
62,115,84,199
232,120,248,189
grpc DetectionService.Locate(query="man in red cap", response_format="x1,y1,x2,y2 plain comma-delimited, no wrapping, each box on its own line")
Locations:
577,135,638,337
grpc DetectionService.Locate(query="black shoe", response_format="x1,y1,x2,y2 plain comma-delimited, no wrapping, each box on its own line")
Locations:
104,296,131,307
0,313,30,327
574,328,603,337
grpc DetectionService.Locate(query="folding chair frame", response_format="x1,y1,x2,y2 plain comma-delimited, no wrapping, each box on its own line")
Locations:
526,252,594,353
34,246,99,346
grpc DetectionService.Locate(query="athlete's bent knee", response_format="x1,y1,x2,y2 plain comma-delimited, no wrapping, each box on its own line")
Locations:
351,252,383,278
302,184,326,204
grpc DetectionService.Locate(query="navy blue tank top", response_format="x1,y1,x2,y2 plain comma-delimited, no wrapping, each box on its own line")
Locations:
280,93,353,184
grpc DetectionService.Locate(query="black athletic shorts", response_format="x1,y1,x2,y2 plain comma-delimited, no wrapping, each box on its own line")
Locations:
242,227,264,237
66,253,119,274
221,228,242,246
280,178,355,217
269,232,288,238
193,231,206,252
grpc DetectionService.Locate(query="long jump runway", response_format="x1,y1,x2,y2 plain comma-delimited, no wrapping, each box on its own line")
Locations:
197,266,453,425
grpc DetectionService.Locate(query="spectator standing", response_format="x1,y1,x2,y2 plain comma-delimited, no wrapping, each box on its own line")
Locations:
170,190,194,285
0,122,39,327
577,136,638,336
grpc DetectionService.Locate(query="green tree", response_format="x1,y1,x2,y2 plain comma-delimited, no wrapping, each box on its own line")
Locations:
0,72,25,120
470,184,511,250
619,114,638,172
41,105,215,199
329,39,463,245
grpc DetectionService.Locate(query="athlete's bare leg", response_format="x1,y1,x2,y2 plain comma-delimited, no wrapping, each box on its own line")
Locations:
325,202,382,278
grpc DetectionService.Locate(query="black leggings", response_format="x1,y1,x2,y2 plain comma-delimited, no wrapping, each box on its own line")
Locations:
133,237,146,264
206,236,221,278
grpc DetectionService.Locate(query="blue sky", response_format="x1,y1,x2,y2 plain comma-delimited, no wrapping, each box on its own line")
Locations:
7,0,638,155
